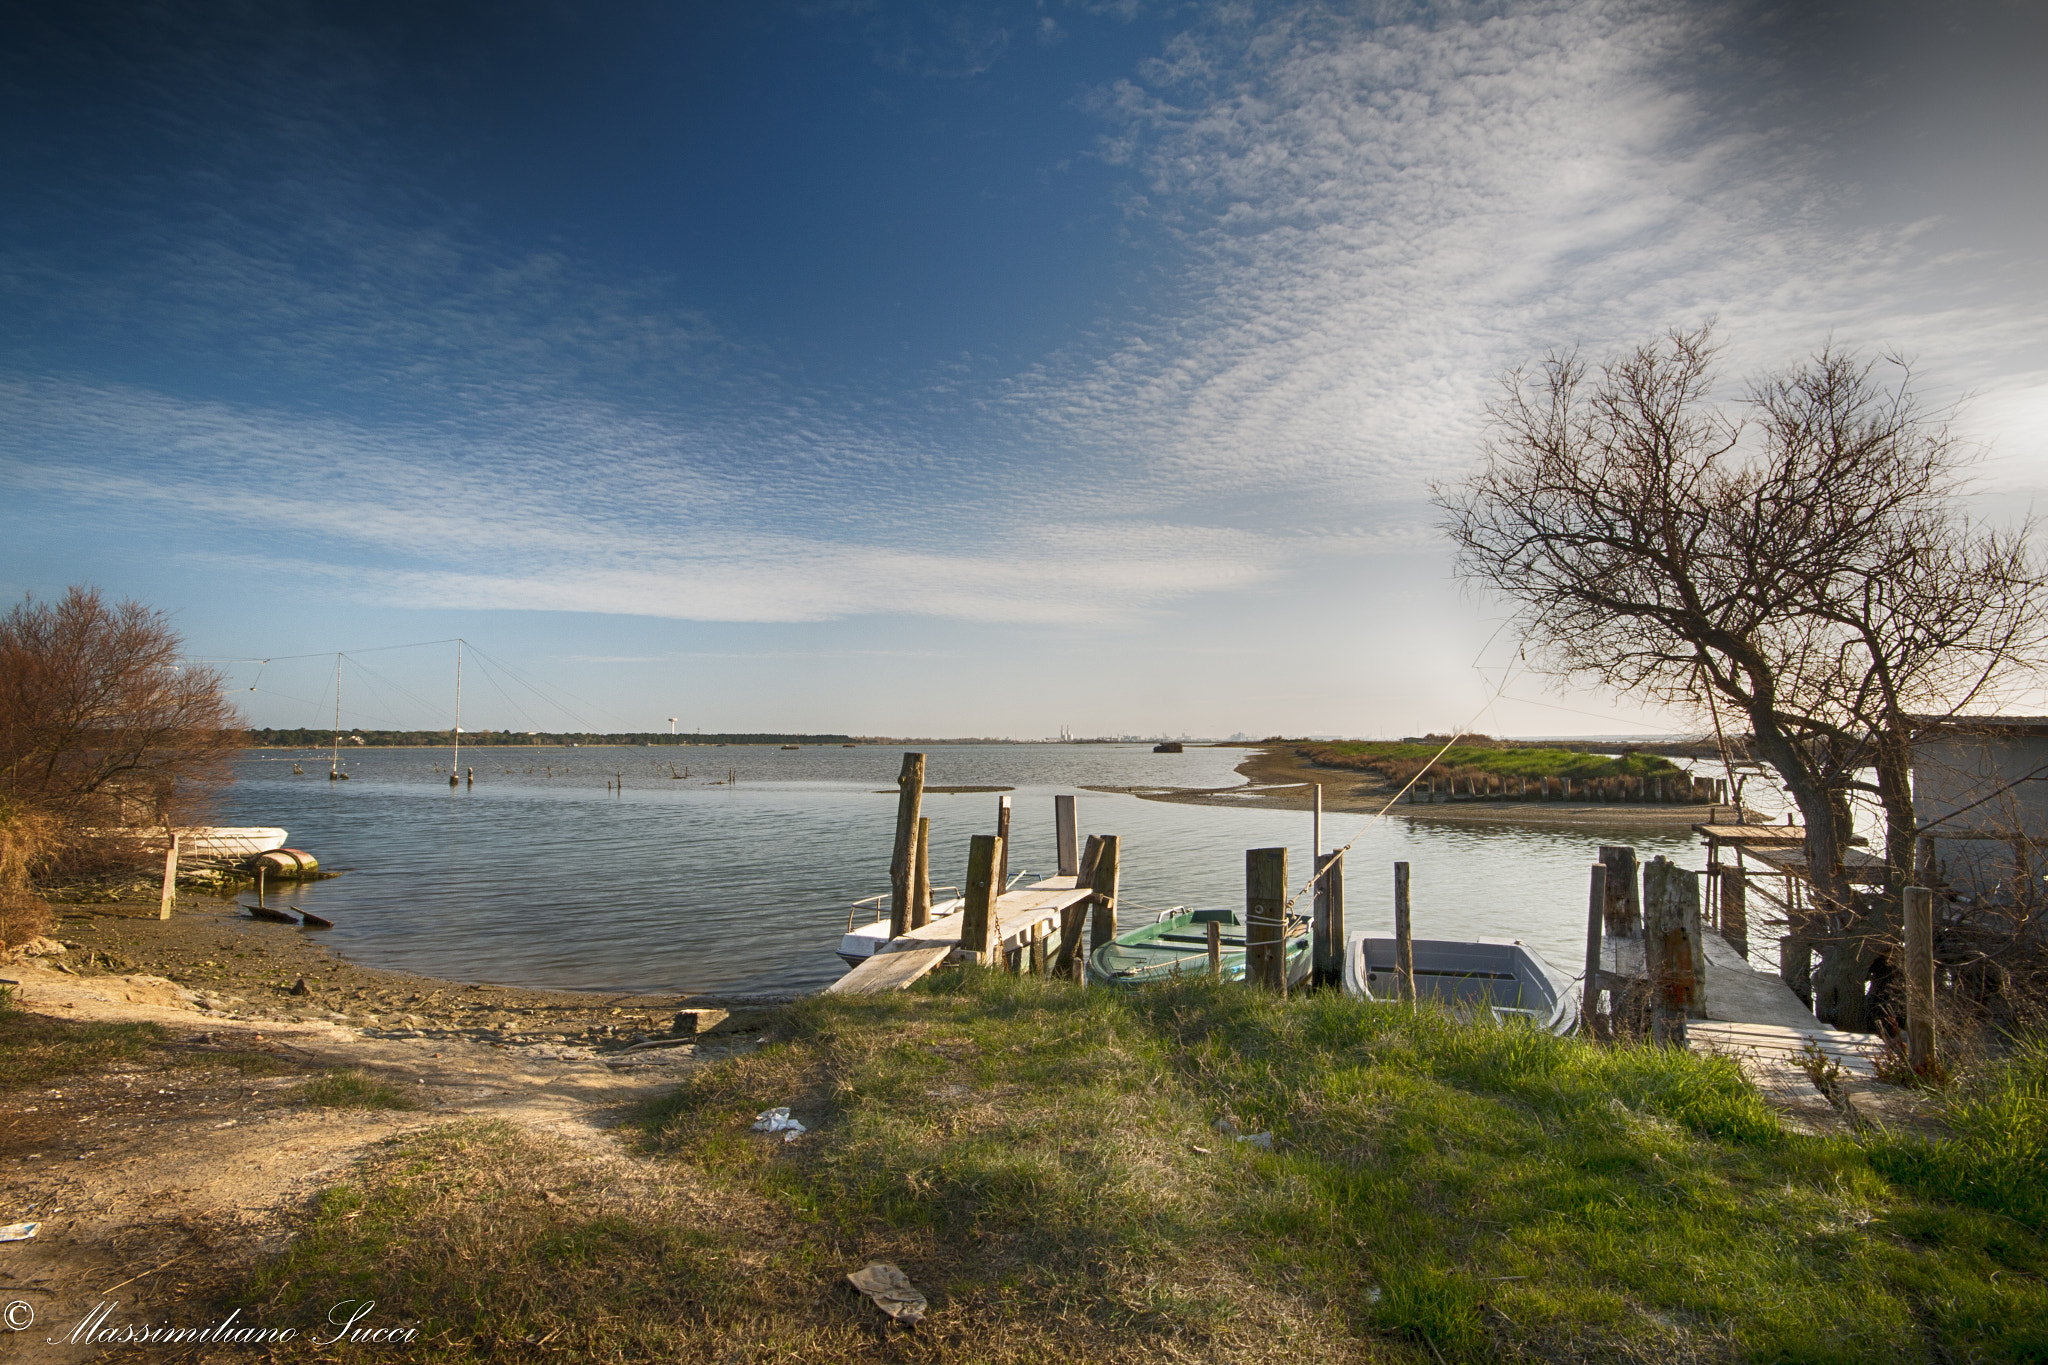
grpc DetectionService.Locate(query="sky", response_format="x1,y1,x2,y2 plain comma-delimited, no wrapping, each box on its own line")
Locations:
3,0,2044,740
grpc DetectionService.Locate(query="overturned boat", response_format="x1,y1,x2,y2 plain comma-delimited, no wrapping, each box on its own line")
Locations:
1343,933,1576,1033
1087,908,1312,988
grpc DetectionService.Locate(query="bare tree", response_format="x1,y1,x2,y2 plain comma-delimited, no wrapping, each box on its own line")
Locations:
0,587,243,859
1436,327,2046,1029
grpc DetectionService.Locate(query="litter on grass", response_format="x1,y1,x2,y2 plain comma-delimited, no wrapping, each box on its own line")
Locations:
0,1222,39,1242
847,1262,927,1324
752,1107,806,1142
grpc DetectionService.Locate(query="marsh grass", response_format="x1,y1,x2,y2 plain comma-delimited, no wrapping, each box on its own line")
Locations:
220,974,2046,1363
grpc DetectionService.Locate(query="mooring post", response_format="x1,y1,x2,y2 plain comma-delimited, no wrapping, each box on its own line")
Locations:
910,817,933,930
1719,867,1747,956
1313,850,1345,985
1055,794,1078,878
1207,919,1222,979
1597,845,1640,937
1088,834,1121,954
1582,863,1606,1039
960,833,1004,965
889,752,926,939
1055,834,1103,981
1394,861,1415,1006
1246,847,1288,993
158,831,179,921
1904,885,1935,1073
995,794,1013,893
1642,857,1702,1045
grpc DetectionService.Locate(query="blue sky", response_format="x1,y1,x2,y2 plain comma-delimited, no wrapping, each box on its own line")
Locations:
4,0,2044,739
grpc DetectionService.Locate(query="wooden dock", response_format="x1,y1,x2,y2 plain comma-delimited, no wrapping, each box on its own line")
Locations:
827,876,1096,995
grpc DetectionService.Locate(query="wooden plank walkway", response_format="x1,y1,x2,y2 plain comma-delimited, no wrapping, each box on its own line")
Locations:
827,944,954,995
1602,928,1939,1134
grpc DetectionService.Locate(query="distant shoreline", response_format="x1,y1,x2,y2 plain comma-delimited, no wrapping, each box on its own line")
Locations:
1090,743,1739,829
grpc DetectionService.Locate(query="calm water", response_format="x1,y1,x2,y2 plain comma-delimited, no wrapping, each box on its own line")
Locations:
220,744,1705,996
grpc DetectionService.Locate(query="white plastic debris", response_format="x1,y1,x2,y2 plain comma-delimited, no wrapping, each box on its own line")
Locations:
0,1222,39,1242
752,1106,807,1141
846,1262,927,1324
1211,1115,1272,1149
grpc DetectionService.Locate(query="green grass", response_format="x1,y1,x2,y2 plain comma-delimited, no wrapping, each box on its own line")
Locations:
1304,741,1683,782
290,1067,422,1110
0,982,167,1091
218,976,2048,1362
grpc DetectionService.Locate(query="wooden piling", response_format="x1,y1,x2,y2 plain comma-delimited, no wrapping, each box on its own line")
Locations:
1597,845,1640,937
1054,834,1102,981
1054,794,1078,877
889,753,926,940
1642,857,1703,1045
1029,921,1047,976
1582,862,1606,1038
995,795,1013,894
1313,850,1345,984
960,833,1004,964
1394,861,1415,1005
1207,919,1222,979
1904,885,1935,1073
910,817,933,930
1719,867,1747,955
1088,834,1121,954
1245,847,1288,993
158,832,179,921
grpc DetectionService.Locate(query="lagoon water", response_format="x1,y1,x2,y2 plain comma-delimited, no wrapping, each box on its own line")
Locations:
221,744,1706,997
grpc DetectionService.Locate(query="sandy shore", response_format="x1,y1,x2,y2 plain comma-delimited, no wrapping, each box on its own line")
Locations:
1089,743,1747,829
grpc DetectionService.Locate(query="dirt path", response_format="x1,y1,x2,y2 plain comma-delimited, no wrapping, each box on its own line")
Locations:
1,904,779,1362
1090,743,1744,829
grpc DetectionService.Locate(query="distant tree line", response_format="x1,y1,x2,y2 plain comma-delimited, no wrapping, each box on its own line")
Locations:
247,729,858,748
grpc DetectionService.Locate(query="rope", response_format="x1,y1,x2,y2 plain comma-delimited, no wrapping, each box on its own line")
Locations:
1264,655,1525,923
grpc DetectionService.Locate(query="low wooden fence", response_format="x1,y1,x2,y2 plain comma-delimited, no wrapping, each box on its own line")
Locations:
1405,773,1728,804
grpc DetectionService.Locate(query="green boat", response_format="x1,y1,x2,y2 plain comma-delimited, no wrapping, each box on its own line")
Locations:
1086,908,1314,987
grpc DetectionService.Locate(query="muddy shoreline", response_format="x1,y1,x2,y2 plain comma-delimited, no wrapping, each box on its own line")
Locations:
27,894,788,1048
1089,743,1746,829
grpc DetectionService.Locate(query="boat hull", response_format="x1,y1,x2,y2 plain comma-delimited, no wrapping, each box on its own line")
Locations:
1342,933,1576,1033
1086,910,1312,988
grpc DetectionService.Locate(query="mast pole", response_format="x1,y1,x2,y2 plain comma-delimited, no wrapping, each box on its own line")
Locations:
330,654,341,779
450,639,462,787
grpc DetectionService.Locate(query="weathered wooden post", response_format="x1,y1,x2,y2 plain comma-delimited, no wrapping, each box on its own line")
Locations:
1719,867,1746,956
888,753,926,939
1313,850,1345,985
1054,794,1078,878
1207,919,1222,979
1642,857,1704,1045
1246,847,1288,993
1597,845,1640,936
1029,921,1047,976
911,817,933,930
158,832,180,921
1088,834,1121,954
959,833,1004,965
1394,861,1415,1005
1904,885,1935,1073
995,794,1013,893
1583,862,1606,1039
1054,835,1102,980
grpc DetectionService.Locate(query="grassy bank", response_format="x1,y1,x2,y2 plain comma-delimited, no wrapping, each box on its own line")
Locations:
222,973,2047,1362
1302,741,1685,788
